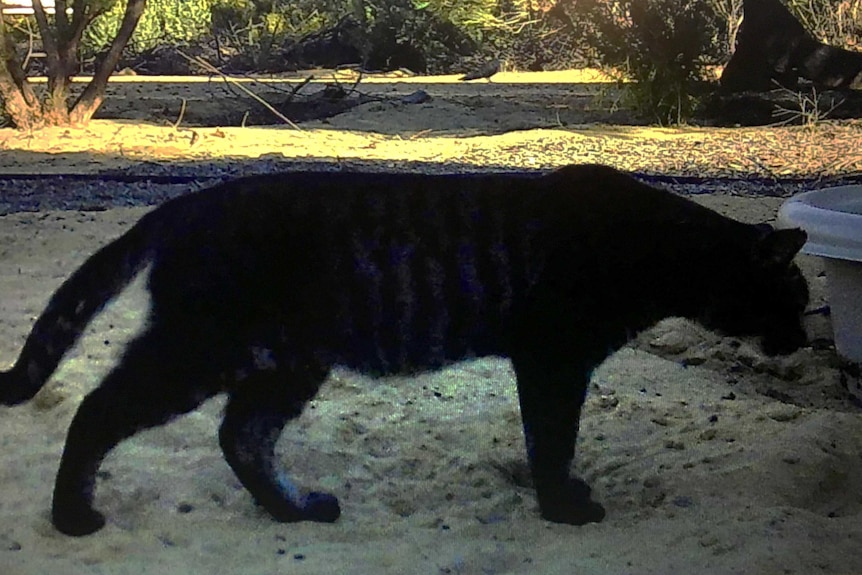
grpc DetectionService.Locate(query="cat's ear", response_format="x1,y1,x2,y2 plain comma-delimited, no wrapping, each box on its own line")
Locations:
752,227,807,268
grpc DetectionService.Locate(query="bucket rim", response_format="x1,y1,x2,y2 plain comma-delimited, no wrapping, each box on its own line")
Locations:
777,186,862,263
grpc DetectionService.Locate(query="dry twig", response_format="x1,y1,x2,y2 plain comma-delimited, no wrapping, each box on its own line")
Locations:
175,49,303,131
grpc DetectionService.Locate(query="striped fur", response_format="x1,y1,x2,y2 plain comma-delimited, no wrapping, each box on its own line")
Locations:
0,164,810,535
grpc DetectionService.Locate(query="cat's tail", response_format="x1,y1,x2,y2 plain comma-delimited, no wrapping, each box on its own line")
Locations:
0,223,152,406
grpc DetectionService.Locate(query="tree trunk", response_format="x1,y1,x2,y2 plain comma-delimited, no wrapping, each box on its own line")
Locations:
0,71,40,129
1,0,145,128
70,0,146,124
1,20,43,129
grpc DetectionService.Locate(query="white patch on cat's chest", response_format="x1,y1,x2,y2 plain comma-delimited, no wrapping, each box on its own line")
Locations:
232,346,278,382
250,346,278,371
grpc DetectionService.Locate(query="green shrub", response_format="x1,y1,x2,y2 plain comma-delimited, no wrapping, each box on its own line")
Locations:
574,0,720,125
360,0,476,71
82,0,213,56
417,0,531,44
210,0,330,39
209,0,341,69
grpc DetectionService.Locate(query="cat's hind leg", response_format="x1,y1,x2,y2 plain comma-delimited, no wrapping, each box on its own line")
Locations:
52,328,218,536
219,366,340,523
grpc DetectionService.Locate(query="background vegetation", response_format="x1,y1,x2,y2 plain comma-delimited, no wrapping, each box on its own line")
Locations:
2,0,862,127
69,0,860,72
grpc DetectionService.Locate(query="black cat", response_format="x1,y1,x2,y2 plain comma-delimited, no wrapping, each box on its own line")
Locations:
0,164,809,536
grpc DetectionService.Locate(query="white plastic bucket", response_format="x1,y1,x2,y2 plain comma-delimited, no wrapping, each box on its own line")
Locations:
778,186,862,264
778,186,862,402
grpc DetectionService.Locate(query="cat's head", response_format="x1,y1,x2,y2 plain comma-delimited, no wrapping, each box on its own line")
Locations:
700,226,809,356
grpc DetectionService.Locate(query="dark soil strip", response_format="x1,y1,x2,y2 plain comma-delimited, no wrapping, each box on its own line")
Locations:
1,169,860,216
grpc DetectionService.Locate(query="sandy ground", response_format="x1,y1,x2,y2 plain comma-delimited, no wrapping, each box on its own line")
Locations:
0,72,861,574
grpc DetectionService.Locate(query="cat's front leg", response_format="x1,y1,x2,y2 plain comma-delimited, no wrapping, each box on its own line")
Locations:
513,363,607,525
510,292,607,525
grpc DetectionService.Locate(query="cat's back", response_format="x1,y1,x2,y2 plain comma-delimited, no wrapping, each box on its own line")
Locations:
141,170,552,260
134,168,750,270
542,164,735,229
151,171,540,227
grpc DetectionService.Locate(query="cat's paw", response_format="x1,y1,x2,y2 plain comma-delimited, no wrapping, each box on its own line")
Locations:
537,477,606,526
564,476,593,501
540,497,606,525
264,491,341,523
52,505,106,536
301,492,341,522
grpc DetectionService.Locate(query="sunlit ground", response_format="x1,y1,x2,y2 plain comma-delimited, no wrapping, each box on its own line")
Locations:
0,69,859,178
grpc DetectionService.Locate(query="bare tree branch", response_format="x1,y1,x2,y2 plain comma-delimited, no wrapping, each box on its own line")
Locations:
0,26,39,128
1,0,146,127
65,0,104,66
1,23,33,98
56,0,70,38
30,0,61,86
70,0,146,123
